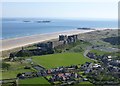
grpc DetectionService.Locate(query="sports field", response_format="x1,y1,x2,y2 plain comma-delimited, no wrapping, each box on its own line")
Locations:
32,53,93,69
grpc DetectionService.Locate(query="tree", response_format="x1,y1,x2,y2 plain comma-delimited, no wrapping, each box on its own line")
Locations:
9,53,15,60
16,50,32,57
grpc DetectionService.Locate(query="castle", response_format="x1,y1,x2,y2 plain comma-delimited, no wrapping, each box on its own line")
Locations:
59,35,78,44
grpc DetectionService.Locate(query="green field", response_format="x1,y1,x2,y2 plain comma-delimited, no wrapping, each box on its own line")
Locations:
32,53,93,69
90,49,120,59
18,77,50,85
90,49,110,55
1,62,36,79
1,68,35,80
79,81,94,85
1,53,93,80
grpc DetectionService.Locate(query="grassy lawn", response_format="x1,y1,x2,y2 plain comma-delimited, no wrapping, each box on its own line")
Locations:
90,49,120,60
0,72,2,80
18,77,50,85
78,72,86,77
1,62,36,79
90,49,110,55
32,53,93,69
1,68,35,80
79,81,94,85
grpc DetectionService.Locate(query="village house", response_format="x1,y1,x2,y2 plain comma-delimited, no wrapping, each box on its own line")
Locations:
49,72,80,83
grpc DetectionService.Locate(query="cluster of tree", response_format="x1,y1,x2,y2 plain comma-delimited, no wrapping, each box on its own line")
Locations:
102,36,120,45
1,62,11,70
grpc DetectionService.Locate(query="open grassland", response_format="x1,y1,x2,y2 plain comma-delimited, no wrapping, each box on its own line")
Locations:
90,49,120,56
32,53,93,69
90,49,110,55
18,77,50,85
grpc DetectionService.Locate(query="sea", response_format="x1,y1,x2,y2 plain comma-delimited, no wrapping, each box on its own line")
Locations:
1,18,117,39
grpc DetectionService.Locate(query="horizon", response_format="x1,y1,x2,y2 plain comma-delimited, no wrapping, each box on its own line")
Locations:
1,17,118,21
2,1,118,20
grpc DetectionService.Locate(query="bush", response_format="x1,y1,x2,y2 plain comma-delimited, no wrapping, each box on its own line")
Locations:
16,50,32,57
9,53,16,59
54,48,62,53
2,62,11,70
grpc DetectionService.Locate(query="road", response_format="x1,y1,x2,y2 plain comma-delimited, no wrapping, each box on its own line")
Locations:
83,46,97,62
83,46,92,57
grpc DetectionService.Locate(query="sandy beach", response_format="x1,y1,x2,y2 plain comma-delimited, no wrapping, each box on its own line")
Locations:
1,29,96,52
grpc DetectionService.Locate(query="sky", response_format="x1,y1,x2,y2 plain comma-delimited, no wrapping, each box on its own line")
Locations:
1,0,119,20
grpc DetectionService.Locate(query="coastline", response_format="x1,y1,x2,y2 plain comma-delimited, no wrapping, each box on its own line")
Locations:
1,29,95,52
1,28,118,52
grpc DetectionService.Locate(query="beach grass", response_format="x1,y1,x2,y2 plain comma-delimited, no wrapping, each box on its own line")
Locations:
32,53,93,69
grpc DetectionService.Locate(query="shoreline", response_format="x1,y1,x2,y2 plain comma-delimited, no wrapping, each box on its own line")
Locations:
1,28,118,52
1,28,117,40
2,29,77,41
1,29,95,52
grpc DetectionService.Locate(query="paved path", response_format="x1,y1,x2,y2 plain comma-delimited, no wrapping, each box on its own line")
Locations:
83,46,97,62
83,46,92,57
